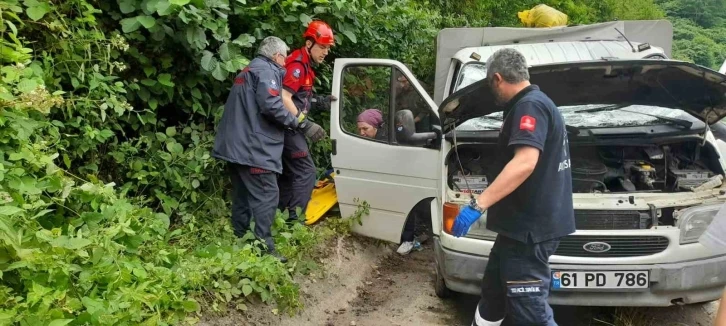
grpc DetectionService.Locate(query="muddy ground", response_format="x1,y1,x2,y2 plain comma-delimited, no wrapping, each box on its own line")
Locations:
200,236,720,326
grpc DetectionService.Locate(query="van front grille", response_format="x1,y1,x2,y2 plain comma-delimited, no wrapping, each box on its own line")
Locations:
555,235,669,258
574,210,649,230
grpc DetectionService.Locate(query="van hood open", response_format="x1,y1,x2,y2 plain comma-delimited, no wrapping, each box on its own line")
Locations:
439,60,726,132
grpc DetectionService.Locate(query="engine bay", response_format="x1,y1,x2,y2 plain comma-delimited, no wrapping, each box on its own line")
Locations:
448,141,725,194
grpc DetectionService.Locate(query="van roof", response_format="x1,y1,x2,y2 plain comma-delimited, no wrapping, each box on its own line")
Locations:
454,40,665,66
434,20,674,104
451,40,666,92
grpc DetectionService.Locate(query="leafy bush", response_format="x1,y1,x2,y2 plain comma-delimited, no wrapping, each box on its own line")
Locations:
0,48,315,324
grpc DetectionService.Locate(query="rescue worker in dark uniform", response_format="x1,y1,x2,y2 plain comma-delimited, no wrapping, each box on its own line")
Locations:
212,36,325,263
451,48,575,326
278,20,337,223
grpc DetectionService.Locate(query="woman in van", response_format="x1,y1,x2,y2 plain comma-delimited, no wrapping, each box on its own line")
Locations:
355,108,424,255
356,109,387,141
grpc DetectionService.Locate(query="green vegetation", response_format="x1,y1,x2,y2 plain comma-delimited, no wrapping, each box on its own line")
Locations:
0,0,720,324
658,0,726,69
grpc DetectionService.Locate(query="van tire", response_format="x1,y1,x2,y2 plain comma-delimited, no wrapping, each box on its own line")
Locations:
434,263,452,298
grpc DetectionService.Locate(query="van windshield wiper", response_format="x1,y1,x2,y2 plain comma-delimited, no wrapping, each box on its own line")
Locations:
574,104,629,114
620,109,693,129
574,104,693,129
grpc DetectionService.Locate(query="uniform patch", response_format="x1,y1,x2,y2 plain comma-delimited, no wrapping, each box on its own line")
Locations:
270,79,278,89
249,167,270,174
291,151,308,159
235,67,249,84
293,68,301,79
268,88,279,96
506,280,544,297
520,115,536,132
509,286,541,295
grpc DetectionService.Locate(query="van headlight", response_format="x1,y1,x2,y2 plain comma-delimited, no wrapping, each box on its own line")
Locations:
442,202,498,240
462,205,498,241
677,204,721,244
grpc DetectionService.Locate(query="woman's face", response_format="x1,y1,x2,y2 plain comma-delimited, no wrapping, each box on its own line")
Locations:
357,122,378,138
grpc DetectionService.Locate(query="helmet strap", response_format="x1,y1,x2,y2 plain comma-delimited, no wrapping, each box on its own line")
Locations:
305,42,320,67
305,37,315,51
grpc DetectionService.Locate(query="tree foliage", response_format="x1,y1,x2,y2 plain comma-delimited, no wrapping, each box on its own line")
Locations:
0,0,718,324
657,0,725,28
656,0,726,69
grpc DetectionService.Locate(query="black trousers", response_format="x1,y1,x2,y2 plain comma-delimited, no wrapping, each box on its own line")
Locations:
400,207,420,243
474,235,560,326
228,163,279,251
278,130,316,221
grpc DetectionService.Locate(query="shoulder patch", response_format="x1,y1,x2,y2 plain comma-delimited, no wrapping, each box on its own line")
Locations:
270,79,278,89
293,68,301,79
519,115,536,132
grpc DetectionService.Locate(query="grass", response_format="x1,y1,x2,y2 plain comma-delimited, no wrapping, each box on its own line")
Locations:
592,308,656,326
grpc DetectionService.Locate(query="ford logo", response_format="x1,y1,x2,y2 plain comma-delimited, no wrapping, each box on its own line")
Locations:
583,242,612,253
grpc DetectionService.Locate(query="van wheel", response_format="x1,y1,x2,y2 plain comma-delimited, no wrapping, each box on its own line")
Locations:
434,264,452,298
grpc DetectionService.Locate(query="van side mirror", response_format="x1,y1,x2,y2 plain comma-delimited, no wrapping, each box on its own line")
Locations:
395,109,439,147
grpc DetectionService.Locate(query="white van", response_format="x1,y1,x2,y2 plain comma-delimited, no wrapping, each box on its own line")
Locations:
329,20,726,307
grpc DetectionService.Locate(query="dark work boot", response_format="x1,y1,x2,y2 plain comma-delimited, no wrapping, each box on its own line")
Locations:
269,249,288,263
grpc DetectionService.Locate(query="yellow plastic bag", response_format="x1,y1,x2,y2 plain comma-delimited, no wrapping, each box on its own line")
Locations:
517,4,568,28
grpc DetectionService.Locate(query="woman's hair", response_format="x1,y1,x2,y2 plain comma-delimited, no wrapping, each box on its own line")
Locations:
356,109,384,127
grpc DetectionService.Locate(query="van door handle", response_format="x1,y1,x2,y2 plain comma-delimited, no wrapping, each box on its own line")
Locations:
331,139,337,155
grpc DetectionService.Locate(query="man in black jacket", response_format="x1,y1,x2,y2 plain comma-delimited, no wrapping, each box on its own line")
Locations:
452,48,575,326
212,36,325,262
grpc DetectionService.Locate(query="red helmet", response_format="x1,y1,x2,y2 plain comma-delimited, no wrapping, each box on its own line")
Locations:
303,20,335,46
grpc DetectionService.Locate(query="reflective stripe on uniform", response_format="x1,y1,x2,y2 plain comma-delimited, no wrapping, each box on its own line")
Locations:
473,306,503,326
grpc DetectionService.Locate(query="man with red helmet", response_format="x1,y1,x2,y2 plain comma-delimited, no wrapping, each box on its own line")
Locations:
278,20,337,223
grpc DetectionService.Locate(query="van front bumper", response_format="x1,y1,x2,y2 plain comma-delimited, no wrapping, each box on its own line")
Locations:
433,237,726,306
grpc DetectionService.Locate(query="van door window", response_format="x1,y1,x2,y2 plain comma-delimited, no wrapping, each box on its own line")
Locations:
392,69,438,147
340,65,392,143
393,69,433,133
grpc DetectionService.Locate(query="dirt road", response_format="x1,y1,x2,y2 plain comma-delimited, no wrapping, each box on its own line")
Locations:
201,236,719,326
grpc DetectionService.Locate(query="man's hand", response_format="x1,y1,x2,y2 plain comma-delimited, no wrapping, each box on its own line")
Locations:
312,95,337,111
300,121,326,141
451,200,485,237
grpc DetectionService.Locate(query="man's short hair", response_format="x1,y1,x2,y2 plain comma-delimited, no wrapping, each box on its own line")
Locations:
486,48,530,84
257,36,289,60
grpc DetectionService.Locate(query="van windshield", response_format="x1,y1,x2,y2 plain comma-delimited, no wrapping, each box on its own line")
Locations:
453,63,702,131
454,62,487,92
456,104,702,131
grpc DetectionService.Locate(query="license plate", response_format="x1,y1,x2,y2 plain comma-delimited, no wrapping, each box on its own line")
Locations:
551,271,649,289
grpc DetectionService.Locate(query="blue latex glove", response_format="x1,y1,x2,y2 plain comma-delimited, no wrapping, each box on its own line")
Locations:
451,205,483,237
